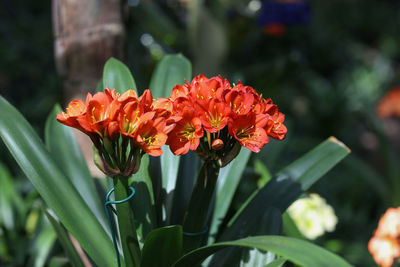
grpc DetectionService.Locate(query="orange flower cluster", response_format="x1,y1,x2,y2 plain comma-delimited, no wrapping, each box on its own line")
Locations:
166,75,287,166
369,207,400,267
376,87,400,119
57,75,287,174
57,88,174,176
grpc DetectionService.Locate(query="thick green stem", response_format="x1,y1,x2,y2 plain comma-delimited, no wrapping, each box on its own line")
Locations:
114,175,141,267
182,160,220,253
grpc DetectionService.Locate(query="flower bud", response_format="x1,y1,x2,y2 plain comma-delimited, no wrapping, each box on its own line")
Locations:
212,139,224,150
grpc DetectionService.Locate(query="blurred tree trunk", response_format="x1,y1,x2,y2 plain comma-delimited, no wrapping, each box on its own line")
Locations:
52,0,125,101
52,0,126,179
52,1,126,264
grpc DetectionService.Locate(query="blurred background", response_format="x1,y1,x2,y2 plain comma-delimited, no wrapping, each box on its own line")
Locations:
1,0,400,266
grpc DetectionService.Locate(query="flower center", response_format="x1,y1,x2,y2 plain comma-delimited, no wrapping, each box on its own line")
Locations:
178,124,196,141
142,135,158,146
236,125,255,139
91,105,108,122
122,112,140,135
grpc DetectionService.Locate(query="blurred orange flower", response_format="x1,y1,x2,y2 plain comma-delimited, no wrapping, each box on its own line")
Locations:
376,87,400,119
369,207,400,267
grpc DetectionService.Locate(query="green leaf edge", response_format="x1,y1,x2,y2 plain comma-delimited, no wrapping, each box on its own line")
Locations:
173,236,353,267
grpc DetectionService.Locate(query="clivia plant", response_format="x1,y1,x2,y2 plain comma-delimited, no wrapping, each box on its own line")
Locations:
0,54,352,266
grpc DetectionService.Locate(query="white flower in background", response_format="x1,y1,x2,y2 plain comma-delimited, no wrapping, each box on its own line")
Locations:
287,193,338,240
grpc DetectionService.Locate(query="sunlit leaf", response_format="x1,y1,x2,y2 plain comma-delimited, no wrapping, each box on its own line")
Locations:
211,137,350,265
148,54,191,98
0,96,116,266
239,208,282,267
45,105,109,235
103,57,137,94
173,236,352,267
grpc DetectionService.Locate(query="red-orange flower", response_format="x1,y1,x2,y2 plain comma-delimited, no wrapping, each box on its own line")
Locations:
369,207,400,267
136,117,168,156
265,112,287,141
189,74,227,105
167,107,203,155
57,88,173,177
198,99,231,133
80,93,120,137
224,86,254,116
228,114,269,153
56,99,88,133
166,74,287,165
119,99,149,138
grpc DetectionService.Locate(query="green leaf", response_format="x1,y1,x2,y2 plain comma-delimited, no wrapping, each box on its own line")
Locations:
45,105,108,234
149,54,192,98
129,155,157,248
282,212,305,240
182,161,220,253
48,257,71,267
208,148,251,244
254,159,272,188
103,57,137,94
211,137,350,265
0,96,116,266
96,78,104,92
44,210,84,267
173,236,352,267
170,152,201,225
0,162,25,230
27,215,57,267
160,148,180,223
239,208,282,267
279,137,351,190
241,250,277,267
148,54,192,223
140,225,183,267
265,258,287,267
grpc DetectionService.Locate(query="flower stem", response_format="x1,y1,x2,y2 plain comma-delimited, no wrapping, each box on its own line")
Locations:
114,175,141,267
182,160,220,253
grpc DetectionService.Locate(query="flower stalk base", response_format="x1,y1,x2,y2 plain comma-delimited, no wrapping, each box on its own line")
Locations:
182,160,220,253
114,175,141,267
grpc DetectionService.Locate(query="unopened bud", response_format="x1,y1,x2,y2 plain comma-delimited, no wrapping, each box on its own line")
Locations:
212,139,224,150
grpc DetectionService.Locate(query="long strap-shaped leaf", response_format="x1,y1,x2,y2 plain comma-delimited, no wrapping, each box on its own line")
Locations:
44,210,85,267
211,137,350,265
103,57,137,94
226,137,349,237
173,235,352,267
0,96,116,266
208,148,251,244
129,154,157,248
45,105,109,235
148,54,192,224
